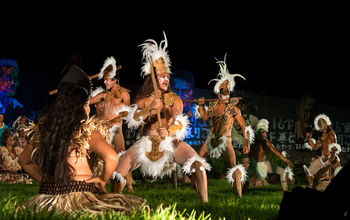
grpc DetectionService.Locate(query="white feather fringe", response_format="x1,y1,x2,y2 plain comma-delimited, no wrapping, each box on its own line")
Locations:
114,104,131,118
172,114,191,140
135,136,176,179
328,143,342,154
257,162,268,179
98,56,117,80
245,125,255,144
91,87,104,98
124,104,144,129
182,155,211,175
111,171,126,186
303,138,316,150
314,114,332,131
207,134,227,159
108,124,120,143
282,167,294,182
226,164,248,185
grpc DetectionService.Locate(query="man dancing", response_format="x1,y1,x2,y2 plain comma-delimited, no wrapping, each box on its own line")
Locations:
111,32,211,203
89,57,134,191
303,113,339,190
195,54,251,198
247,119,294,191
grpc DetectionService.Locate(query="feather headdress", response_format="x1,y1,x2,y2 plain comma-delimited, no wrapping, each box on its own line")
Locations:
314,114,332,131
208,54,245,94
255,119,269,133
97,56,117,80
139,31,171,78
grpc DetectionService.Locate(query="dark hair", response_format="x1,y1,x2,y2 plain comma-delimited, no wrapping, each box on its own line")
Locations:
2,128,13,146
33,85,89,184
134,74,171,102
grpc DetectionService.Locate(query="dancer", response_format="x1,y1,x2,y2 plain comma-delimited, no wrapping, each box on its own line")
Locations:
18,65,146,215
89,57,134,192
89,56,130,153
195,54,251,198
303,113,337,189
111,32,211,203
247,119,294,191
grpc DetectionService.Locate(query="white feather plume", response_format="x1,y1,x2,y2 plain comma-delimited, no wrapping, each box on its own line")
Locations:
226,164,248,185
91,87,104,98
314,114,332,131
208,54,245,94
98,56,117,80
139,31,171,78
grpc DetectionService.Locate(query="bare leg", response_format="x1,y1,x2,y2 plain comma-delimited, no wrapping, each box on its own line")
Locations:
174,141,209,203
113,129,135,192
198,136,210,157
112,144,139,193
232,169,242,198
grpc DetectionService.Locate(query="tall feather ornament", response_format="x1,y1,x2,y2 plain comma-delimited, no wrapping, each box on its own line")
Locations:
139,31,171,78
208,54,246,94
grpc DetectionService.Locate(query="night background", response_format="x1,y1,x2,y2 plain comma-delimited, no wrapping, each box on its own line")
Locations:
1,8,349,123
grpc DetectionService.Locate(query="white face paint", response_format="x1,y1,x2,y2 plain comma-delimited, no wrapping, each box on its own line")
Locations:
157,74,169,91
220,94,230,103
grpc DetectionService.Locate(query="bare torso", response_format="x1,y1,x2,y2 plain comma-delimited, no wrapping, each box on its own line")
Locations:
138,93,182,136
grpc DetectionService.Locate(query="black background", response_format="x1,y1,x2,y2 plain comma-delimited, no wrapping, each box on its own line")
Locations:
1,6,349,113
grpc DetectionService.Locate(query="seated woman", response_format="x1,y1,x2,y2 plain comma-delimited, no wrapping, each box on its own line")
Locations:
0,128,32,184
18,65,146,215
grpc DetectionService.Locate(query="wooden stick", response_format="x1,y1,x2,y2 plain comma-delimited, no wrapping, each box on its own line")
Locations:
183,97,242,103
149,57,162,128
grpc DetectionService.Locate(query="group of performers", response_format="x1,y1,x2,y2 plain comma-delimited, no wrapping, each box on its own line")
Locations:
5,31,343,216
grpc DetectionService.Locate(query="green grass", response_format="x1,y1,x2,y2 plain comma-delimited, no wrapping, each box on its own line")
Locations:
0,176,295,220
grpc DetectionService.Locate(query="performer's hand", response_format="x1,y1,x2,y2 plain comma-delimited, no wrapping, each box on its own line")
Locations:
85,177,107,193
150,98,162,111
287,160,293,168
242,144,249,154
198,97,205,106
158,127,169,138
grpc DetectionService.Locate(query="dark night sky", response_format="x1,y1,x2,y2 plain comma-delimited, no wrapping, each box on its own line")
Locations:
2,8,350,112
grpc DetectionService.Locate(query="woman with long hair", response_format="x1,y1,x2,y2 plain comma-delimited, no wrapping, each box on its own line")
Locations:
18,65,146,215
